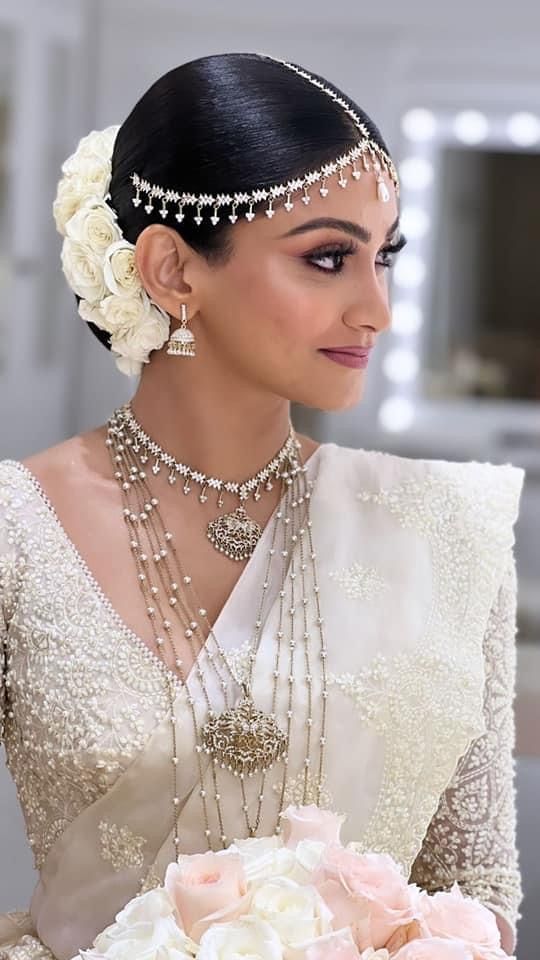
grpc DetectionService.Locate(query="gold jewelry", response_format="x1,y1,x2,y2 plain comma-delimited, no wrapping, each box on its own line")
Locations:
105,406,328,865
119,401,299,561
166,302,196,357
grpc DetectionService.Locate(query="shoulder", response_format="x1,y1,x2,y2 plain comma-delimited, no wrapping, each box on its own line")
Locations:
321,442,525,549
1,425,110,513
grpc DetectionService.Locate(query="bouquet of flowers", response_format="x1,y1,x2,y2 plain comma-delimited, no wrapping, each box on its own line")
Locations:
77,805,513,960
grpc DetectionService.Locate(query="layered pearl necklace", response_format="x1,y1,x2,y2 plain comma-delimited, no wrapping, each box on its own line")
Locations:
105,403,329,861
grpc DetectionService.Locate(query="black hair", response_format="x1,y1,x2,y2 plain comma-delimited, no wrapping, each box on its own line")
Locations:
85,52,392,352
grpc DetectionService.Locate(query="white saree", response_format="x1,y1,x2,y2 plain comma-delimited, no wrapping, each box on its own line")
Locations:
0,443,525,959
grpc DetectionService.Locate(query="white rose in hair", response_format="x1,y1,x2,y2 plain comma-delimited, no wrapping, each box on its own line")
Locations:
53,177,94,236
61,237,106,303
78,298,107,331
66,199,122,257
104,240,141,297
113,354,144,378
55,127,120,236
61,125,120,176
55,156,111,218
101,289,170,355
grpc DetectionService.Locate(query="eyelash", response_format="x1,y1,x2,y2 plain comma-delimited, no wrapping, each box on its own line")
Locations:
306,235,408,275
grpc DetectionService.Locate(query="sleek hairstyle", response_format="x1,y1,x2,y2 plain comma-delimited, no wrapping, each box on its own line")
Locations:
88,51,392,351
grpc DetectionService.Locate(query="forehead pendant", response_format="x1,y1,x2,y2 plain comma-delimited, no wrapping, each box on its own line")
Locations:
130,57,398,228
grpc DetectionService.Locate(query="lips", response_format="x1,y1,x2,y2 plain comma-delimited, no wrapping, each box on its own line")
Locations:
319,347,372,358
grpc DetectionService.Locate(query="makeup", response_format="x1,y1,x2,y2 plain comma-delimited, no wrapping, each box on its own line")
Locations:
319,348,371,369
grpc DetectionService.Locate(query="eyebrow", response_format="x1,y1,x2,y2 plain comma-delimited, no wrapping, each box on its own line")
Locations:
280,215,401,243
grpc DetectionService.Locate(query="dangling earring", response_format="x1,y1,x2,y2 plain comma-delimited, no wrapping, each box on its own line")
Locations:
166,302,196,357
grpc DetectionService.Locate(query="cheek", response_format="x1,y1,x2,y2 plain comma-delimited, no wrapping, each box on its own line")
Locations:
221,256,333,347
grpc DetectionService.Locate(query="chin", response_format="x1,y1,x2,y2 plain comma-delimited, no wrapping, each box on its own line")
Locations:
296,377,365,412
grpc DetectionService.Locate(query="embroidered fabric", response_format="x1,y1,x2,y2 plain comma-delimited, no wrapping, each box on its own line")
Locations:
408,548,522,950
0,450,525,960
0,463,172,869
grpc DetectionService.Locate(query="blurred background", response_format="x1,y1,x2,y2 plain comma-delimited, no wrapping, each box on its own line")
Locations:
0,0,538,954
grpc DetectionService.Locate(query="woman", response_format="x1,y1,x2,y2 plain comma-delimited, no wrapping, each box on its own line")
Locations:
0,52,525,957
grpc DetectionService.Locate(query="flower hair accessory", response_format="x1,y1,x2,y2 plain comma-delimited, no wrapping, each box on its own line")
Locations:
54,59,399,378
53,124,170,378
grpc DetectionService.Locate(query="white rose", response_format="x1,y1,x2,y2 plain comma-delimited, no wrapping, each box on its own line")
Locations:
197,916,283,960
71,154,111,196
286,927,364,960
227,836,299,886
62,125,119,176
292,840,326,881
65,199,122,257
55,127,120,236
76,888,197,960
114,353,144,378
61,237,106,303
53,177,99,236
101,291,169,357
250,877,333,947
78,297,106,330
227,836,281,861
104,240,141,297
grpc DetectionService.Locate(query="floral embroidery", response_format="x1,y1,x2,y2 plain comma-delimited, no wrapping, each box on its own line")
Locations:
273,770,334,810
0,935,55,960
330,462,522,881
139,866,163,894
408,551,523,937
0,462,173,869
0,452,524,951
98,819,146,872
223,637,252,685
328,561,388,601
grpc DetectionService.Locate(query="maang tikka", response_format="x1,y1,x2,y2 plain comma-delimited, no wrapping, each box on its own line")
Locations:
130,57,399,229
167,302,196,357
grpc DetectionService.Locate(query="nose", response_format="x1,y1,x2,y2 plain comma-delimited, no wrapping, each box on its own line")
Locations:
342,274,392,337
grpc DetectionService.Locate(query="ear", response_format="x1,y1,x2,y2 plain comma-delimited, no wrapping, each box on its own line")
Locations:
134,224,197,320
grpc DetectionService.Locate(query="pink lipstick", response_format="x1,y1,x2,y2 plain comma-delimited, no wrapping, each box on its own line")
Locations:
319,347,372,369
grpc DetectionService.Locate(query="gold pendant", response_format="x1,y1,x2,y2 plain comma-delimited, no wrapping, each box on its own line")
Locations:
201,688,288,777
206,506,262,561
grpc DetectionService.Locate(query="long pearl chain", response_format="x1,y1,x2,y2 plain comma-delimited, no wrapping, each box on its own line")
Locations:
105,407,329,864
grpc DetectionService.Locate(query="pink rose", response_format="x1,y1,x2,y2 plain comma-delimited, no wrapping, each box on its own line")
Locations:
392,938,475,959
312,846,418,951
280,804,346,849
164,852,250,941
416,884,502,953
288,927,362,960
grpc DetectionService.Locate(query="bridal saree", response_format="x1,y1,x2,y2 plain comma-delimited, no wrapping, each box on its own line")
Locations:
0,446,525,958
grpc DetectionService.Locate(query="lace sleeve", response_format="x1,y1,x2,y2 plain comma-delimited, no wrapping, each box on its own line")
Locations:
0,609,6,746
408,548,522,953
0,552,10,747
0,474,19,747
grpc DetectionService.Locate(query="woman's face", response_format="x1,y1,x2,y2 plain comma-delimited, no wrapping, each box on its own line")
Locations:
142,168,404,412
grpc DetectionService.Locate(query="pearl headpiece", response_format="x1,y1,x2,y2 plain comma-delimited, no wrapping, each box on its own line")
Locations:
130,57,399,227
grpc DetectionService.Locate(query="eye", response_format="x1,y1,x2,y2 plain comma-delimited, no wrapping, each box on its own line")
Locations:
304,241,357,275
375,233,408,269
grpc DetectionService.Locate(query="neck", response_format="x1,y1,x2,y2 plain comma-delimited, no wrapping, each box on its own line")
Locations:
129,352,294,481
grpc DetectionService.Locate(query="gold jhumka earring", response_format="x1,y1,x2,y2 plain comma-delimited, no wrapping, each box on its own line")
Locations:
166,302,196,357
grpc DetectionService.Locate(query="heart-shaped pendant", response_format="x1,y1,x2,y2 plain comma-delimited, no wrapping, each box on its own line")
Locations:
207,506,262,561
